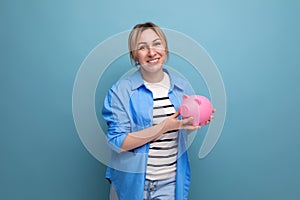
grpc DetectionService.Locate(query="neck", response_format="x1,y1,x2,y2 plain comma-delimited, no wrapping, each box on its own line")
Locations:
141,69,164,83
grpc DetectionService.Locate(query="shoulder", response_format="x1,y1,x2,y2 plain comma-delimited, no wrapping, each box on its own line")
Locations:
103,77,133,110
166,69,194,94
108,70,142,97
108,77,133,101
171,72,190,84
112,77,132,91
165,68,189,83
112,70,144,91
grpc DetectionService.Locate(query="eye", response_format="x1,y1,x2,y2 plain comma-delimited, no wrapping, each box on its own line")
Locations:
138,45,146,50
153,42,162,47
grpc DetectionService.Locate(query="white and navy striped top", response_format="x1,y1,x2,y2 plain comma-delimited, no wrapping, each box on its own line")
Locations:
144,72,178,181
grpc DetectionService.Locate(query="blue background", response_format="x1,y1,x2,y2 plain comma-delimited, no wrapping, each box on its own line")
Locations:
1,0,299,199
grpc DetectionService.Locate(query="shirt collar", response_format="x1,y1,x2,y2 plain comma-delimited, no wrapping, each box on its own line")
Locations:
130,67,185,91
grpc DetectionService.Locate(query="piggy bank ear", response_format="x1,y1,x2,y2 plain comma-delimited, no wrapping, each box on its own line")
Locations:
195,98,202,105
182,94,189,100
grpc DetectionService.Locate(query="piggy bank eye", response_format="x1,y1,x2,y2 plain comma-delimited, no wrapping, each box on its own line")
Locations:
180,106,189,114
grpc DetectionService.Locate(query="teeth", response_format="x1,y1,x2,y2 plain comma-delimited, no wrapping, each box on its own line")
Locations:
149,58,158,63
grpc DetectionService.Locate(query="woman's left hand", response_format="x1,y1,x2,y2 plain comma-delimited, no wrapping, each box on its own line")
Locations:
205,108,216,125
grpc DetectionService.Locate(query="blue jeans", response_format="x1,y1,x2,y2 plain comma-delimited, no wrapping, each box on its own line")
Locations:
109,176,176,200
144,176,176,200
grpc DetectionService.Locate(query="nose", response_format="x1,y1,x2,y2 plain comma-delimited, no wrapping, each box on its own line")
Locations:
147,47,156,57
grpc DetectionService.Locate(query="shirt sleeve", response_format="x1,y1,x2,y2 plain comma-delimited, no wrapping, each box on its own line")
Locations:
102,87,131,153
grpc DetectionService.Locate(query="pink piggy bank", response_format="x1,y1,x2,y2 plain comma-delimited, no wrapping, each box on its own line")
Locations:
178,94,213,126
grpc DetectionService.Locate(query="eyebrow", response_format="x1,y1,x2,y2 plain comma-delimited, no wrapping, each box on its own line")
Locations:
137,38,161,45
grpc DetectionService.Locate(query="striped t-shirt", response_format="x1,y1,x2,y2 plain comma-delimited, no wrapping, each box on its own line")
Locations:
144,72,178,181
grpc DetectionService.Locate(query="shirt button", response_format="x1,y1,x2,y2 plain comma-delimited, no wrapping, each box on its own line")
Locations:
149,185,155,191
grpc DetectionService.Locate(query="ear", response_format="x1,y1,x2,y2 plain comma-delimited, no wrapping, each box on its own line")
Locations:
182,94,189,100
195,98,202,105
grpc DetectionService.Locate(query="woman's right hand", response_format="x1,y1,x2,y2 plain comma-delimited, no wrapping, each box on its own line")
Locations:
121,112,200,152
162,111,201,133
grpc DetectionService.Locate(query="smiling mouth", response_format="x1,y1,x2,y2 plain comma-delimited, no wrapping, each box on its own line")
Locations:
147,58,159,64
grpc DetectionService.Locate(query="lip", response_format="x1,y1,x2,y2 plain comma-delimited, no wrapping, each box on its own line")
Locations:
147,58,160,64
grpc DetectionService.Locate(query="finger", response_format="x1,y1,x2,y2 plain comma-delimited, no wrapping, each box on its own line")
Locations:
185,125,201,130
171,111,180,118
178,117,194,129
212,108,216,113
210,115,214,119
181,117,194,125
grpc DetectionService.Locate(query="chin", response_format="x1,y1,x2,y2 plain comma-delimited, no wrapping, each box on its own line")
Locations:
140,64,162,74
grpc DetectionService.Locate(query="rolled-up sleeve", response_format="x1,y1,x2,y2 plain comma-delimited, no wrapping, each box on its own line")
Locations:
102,87,131,153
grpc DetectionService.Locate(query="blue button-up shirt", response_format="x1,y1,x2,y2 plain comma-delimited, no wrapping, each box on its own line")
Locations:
102,68,194,200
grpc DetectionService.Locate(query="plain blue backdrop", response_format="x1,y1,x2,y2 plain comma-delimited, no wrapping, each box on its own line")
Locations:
1,0,300,199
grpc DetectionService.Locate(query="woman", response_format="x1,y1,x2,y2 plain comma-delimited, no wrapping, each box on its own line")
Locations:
102,22,211,200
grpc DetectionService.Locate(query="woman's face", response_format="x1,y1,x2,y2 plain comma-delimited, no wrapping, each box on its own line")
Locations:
136,29,167,74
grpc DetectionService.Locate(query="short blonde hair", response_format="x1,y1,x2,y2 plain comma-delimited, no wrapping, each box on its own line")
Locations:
128,22,169,65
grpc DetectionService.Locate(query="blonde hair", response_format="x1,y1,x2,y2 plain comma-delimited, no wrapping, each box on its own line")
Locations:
128,22,169,66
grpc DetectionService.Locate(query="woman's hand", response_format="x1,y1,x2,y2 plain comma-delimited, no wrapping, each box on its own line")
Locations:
162,111,201,133
120,109,215,152
121,111,198,152
205,108,216,125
